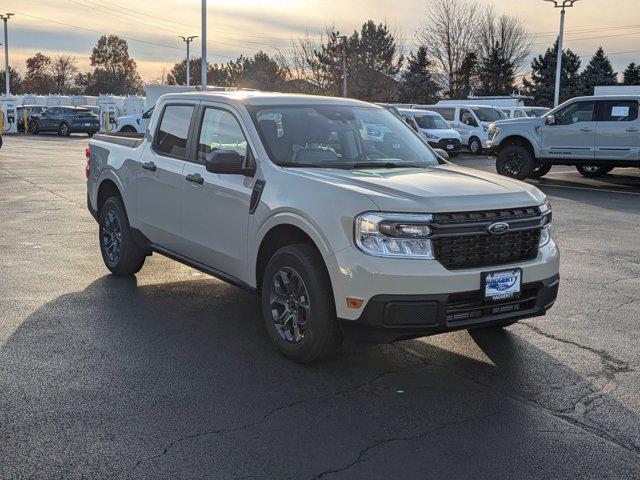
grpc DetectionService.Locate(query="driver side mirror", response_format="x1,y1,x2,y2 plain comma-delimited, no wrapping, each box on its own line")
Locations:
545,114,556,126
205,149,255,176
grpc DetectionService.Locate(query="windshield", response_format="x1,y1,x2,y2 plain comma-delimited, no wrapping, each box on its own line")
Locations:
414,114,449,130
471,107,507,122
249,105,439,169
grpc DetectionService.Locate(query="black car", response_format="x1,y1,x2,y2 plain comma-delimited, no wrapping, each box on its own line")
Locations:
29,106,99,136
16,105,46,131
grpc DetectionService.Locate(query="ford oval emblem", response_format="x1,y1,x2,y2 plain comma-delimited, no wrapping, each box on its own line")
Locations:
487,222,510,235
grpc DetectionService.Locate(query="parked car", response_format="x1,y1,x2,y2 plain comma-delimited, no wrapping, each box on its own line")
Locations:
415,104,507,154
488,95,640,179
30,106,99,136
87,91,559,363
499,107,528,119
399,108,462,156
117,106,154,133
17,105,46,131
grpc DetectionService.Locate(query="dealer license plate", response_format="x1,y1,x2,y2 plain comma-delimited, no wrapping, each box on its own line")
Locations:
483,269,521,300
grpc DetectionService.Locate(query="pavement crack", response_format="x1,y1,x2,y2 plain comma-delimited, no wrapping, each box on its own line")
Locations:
308,412,502,479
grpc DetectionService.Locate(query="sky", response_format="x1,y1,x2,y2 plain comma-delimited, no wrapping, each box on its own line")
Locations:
2,0,640,83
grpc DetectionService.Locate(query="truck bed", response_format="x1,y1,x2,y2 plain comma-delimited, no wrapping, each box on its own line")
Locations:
92,133,145,149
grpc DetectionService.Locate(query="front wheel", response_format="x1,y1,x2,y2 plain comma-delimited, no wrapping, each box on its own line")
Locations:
496,143,536,180
119,125,138,133
576,165,613,177
261,244,340,363
529,163,552,179
99,196,147,276
468,137,483,155
58,122,71,137
29,120,40,135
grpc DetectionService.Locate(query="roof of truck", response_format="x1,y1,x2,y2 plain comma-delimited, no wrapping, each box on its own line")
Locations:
157,90,380,108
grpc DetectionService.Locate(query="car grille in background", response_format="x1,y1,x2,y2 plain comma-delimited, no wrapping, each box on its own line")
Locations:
435,138,461,149
431,207,543,270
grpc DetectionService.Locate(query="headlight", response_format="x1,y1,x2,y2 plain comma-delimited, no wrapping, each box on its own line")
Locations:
355,213,434,259
488,126,501,140
539,201,552,246
424,132,437,139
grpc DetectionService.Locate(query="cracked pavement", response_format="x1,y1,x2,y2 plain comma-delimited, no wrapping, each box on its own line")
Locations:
1,136,640,479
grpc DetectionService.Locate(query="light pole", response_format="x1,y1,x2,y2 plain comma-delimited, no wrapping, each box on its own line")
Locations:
340,35,347,97
0,13,14,97
179,35,198,86
544,0,579,107
201,0,207,90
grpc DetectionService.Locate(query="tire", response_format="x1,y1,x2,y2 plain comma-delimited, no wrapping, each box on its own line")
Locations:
99,196,146,276
58,122,71,137
87,131,95,137
576,165,613,177
529,163,552,179
29,120,40,135
261,243,340,363
496,143,536,180
468,137,483,155
120,125,137,133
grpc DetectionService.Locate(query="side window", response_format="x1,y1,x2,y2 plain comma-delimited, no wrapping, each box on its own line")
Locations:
403,116,417,131
154,104,194,158
598,100,639,122
459,109,478,127
502,109,511,118
142,106,154,119
438,108,455,121
554,101,595,125
197,108,248,163
514,110,525,118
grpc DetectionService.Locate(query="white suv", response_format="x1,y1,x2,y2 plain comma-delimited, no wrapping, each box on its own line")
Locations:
87,91,559,362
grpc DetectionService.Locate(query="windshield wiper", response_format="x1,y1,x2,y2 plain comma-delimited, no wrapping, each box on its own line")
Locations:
351,162,424,169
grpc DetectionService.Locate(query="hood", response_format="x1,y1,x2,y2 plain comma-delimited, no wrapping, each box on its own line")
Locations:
492,117,544,128
285,164,545,213
421,128,460,138
118,113,142,121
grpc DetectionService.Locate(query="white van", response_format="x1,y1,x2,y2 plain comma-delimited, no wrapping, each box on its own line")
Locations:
398,108,462,156
417,105,507,154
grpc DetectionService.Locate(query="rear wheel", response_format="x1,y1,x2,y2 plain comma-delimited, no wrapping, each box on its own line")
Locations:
261,244,340,363
529,163,552,179
99,196,147,276
496,143,536,180
468,137,483,155
576,165,613,177
29,120,40,135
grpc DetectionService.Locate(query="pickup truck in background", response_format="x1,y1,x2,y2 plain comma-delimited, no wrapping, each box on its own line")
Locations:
116,106,154,133
488,95,640,179
87,91,559,363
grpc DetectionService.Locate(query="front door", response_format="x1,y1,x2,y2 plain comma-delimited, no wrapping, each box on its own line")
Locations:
132,103,195,251
40,108,60,131
540,100,597,160
595,99,640,161
456,108,478,145
181,106,253,281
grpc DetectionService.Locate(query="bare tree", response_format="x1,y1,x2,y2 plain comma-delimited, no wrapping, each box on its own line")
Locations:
51,54,79,94
418,0,481,98
277,32,331,94
477,7,532,76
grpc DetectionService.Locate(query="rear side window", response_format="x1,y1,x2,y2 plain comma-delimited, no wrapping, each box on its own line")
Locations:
154,104,194,158
598,100,639,122
433,108,455,121
197,108,248,162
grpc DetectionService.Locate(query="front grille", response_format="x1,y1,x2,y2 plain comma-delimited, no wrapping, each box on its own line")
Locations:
431,207,543,270
445,286,538,324
436,138,461,149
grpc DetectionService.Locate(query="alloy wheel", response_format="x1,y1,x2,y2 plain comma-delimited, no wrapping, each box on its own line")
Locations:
504,150,524,176
101,210,122,264
269,267,310,343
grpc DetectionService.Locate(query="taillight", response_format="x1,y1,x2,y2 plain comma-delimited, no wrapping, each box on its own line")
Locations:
85,146,90,179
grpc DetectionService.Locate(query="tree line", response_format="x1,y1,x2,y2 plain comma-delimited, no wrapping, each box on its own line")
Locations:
2,0,640,105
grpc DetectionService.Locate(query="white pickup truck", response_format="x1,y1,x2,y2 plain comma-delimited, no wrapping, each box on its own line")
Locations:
86,91,559,363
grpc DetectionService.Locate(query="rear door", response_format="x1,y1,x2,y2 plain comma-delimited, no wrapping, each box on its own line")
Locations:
540,100,597,160
180,105,253,280
133,103,196,251
594,99,640,161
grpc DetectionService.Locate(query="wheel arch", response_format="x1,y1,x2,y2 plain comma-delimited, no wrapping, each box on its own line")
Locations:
498,134,538,159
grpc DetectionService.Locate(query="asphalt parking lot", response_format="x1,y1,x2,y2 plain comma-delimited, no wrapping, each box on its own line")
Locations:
1,134,640,479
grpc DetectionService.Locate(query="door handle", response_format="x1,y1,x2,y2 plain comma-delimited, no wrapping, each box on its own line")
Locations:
185,173,204,185
579,127,593,132
141,161,157,172
626,127,639,132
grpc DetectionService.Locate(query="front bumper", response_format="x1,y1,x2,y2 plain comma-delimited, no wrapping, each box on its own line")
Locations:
340,273,559,343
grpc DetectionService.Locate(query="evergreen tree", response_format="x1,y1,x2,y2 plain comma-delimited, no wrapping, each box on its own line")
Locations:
476,44,515,96
0,66,22,94
398,46,439,103
622,62,640,85
523,40,581,106
455,52,479,99
580,47,617,96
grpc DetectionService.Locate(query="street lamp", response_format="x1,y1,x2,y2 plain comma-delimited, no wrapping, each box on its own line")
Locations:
340,35,348,97
179,35,198,87
0,13,14,97
201,0,207,90
544,0,579,107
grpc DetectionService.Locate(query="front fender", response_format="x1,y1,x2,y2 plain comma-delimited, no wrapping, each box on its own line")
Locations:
496,130,542,157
